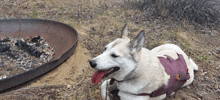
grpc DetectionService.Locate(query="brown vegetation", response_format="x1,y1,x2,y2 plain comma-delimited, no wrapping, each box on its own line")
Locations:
0,0,219,99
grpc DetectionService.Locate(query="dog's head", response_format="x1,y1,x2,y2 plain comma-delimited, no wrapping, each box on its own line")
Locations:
90,24,145,85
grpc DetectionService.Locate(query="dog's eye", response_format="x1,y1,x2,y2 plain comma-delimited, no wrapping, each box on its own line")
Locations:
111,54,119,58
104,47,107,51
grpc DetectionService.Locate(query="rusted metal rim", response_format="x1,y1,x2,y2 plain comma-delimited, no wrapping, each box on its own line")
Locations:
0,18,79,92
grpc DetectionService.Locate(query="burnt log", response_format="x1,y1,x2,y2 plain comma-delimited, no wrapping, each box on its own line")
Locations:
0,44,10,52
31,36,41,42
15,40,42,57
0,38,10,43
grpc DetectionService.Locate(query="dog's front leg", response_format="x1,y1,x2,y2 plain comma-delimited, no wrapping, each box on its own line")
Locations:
101,79,111,100
101,79,118,100
118,91,150,100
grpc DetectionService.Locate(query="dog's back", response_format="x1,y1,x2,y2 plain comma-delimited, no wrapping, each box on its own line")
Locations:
151,44,198,86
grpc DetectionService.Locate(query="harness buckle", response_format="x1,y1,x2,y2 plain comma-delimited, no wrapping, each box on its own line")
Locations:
176,74,180,80
176,73,190,80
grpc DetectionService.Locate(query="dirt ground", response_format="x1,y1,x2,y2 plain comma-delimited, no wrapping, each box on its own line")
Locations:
30,43,92,87
0,0,220,100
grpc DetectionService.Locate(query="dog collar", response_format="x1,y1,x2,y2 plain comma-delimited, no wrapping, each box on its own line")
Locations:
109,78,127,85
110,75,138,85
110,78,116,85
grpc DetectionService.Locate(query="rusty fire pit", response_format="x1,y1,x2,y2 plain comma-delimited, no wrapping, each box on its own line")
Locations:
0,18,78,92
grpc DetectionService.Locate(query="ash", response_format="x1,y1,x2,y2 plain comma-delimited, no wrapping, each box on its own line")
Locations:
0,36,54,80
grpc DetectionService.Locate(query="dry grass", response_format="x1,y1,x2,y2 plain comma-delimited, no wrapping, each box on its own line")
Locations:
0,0,220,100
141,0,220,29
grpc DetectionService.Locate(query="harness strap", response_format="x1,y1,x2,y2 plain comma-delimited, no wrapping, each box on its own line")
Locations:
136,54,190,97
137,85,166,97
138,92,154,97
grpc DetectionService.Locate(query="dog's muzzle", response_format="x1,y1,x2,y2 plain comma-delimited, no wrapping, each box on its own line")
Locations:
89,60,97,68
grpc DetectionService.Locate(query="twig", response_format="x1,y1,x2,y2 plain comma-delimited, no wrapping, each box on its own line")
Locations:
73,78,85,89
212,52,220,59
65,78,85,97
190,95,201,100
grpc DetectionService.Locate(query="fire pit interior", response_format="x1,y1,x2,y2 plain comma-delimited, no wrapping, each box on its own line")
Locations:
0,19,78,92
0,36,55,78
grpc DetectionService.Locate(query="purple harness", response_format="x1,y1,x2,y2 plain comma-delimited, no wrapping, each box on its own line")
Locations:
138,53,190,97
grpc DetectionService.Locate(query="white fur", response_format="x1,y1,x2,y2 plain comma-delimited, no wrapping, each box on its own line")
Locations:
101,79,111,100
91,24,198,100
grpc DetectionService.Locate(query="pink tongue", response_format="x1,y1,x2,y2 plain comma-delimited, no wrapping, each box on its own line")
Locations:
91,70,109,85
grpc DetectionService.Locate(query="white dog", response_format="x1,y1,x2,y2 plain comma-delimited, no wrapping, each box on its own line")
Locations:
90,24,198,100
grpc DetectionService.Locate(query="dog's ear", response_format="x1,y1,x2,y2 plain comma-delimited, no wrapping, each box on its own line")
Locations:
129,30,145,52
120,23,128,38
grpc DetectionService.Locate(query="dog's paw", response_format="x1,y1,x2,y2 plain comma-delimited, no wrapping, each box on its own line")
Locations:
110,90,120,100
170,92,175,96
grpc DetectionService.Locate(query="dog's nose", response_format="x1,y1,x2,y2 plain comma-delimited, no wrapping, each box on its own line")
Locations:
89,60,97,68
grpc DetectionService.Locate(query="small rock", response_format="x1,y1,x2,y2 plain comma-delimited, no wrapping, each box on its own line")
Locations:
206,88,212,92
200,30,210,34
217,49,220,54
205,77,213,82
197,91,208,97
186,86,190,89
208,52,212,55
200,69,204,72
211,30,218,36
217,76,220,81
7,68,13,71
217,89,220,93
3,75,7,79
0,75,7,80
202,72,207,75
51,88,55,92
214,85,219,90
67,84,71,89
135,21,139,24
91,27,96,31
0,61,4,67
